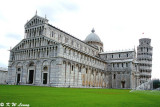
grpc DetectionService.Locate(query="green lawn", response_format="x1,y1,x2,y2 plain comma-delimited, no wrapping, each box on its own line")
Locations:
0,85,160,107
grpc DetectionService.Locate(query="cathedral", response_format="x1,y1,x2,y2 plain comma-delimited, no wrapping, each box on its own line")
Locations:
7,13,153,89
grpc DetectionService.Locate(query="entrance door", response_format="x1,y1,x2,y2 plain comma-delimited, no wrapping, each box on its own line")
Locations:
17,74,20,84
122,81,125,88
43,73,48,84
29,70,34,84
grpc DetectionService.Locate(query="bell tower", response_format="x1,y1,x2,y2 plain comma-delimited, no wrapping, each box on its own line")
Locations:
137,38,153,84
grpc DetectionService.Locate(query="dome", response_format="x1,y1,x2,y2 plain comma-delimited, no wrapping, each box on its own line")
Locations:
84,28,102,43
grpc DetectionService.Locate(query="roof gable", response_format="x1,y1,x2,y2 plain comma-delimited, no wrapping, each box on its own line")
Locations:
24,14,48,28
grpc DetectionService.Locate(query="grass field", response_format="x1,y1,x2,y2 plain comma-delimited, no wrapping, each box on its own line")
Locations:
0,85,160,107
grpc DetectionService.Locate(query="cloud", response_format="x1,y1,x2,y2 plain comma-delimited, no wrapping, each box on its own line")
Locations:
0,48,9,68
0,44,8,49
0,13,3,20
0,62,8,68
37,0,79,21
60,1,79,11
38,6,57,20
0,11,7,22
5,33,22,41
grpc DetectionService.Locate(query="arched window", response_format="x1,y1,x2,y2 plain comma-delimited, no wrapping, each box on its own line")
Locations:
64,48,66,53
43,66,48,71
48,41,50,45
126,63,128,67
86,68,88,74
51,31,55,37
47,50,49,56
114,74,116,79
29,52,30,57
68,50,71,55
58,34,61,41
29,62,34,66
17,68,21,71
72,65,74,71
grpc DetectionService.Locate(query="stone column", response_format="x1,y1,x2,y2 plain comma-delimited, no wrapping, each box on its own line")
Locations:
8,64,16,85
64,61,67,86
61,61,66,87
77,66,82,87
34,61,41,85
66,62,71,87
93,71,95,87
70,64,74,87
57,59,65,87
97,71,100,87
90,69,93,87
85,67,88,87
88,68,91,87
50,60,56,86
81,66,85,86
68,63,72,87
54,47,56,57
74,65,78,87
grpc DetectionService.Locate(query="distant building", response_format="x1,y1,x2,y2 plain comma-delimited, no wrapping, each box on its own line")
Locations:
99,49,139,88
0,67,8,84
7,13,153,89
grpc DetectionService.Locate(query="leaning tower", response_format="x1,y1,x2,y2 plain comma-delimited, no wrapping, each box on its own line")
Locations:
137,38,153,84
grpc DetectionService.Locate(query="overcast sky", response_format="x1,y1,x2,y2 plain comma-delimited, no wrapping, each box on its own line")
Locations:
0,0,160,79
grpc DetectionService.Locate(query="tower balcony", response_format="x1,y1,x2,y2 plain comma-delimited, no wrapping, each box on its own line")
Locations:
139,66,152,71
138,61,152,64
140,73,151,77
137,55,152,59
140,78,147,81
137,52,152,55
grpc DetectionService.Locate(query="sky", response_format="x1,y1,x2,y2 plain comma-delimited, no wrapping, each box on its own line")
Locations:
0,0,160,79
